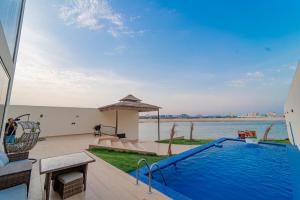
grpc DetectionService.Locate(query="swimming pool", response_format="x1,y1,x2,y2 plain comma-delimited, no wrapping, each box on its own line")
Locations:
134,138,298,200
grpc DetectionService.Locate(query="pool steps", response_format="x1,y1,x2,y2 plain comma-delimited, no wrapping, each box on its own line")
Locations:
150,163,167,186
136,159,167,193
136,159,152,193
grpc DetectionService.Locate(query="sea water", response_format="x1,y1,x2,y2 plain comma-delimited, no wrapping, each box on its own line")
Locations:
139,120,288,141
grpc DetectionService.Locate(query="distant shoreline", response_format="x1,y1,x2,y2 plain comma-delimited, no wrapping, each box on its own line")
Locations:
139,117,285,123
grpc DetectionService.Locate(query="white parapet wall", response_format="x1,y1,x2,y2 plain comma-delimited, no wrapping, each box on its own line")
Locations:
285,63,300,148
7,105,139,140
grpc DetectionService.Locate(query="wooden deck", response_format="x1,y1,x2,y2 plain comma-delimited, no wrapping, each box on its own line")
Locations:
28,134,195,200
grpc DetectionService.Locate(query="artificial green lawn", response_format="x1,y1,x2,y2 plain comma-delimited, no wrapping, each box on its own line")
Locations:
88,148,167,173
157,138,291,145
262,139,291,144
157,138,214,145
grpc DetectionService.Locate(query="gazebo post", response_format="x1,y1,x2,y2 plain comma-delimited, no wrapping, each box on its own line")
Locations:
115,109,118,135
157,108,160,141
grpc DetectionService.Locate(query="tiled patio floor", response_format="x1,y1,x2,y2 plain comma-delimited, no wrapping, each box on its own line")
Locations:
28,134,195,200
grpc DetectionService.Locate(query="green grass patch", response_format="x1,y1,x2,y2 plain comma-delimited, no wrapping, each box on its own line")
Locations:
262,139,291,144
88,148,167,173
157,138,214,145
157,138,291,145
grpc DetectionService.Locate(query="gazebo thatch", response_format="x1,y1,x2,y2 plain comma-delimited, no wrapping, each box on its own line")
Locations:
98,95,162,140
99,95,160,112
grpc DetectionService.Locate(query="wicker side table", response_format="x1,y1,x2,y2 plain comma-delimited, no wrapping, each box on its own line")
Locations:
53,172,83,199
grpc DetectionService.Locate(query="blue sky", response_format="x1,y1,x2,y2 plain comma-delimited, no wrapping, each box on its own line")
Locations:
11,0,299,115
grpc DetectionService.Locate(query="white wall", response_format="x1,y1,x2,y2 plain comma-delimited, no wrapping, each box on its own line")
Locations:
285,63,300,148
99,110,139,140
7,105,139,140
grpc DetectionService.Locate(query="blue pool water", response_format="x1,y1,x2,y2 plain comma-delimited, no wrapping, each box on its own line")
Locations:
140,139,296,200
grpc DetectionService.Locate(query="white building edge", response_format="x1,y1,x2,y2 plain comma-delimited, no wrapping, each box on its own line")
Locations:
285,63,300,148
0,1,26,149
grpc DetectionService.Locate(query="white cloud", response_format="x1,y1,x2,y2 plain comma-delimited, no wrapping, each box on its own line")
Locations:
12,23,284,113
129,15,141,22
59,0,124,35
104,45,126,56
227,79,247,87
148,90,277,115
288,65,297,71
246,71,264,80
268,63,298,73
228,71,264,88
12,26,284,113
58,0,145,38
12,26,141,107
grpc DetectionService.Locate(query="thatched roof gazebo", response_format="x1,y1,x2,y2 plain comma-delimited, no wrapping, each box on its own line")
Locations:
98,95,162,140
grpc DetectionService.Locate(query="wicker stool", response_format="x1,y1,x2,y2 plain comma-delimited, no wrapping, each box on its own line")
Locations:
53,172,83,199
